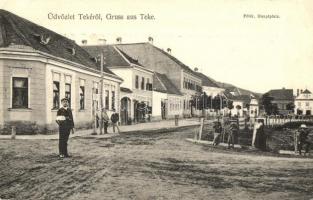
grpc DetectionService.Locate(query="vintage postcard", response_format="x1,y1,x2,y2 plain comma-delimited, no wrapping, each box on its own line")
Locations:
0,0,313,199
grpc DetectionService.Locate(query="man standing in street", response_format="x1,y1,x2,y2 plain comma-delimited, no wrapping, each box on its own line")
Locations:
56,98,74,158
228,121,238,149
296,124,310,156
111,110,120,134
101,108,109,134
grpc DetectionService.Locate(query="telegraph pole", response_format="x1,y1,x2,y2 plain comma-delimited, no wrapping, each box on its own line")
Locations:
99,53,104,135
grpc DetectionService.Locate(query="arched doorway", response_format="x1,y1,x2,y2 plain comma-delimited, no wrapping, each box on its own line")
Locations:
121,97,131,125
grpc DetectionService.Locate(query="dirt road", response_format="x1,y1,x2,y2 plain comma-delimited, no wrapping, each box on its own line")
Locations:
1,127,313,200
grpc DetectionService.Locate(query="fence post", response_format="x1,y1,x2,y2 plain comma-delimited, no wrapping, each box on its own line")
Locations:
11,126,16,139
198,117,204,141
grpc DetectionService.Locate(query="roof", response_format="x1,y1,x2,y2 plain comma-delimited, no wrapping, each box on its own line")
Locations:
193,72,220,88
82,45,143,68
0,9,117,76
116,42,201,78
153,72,182,95
302,89,311,94
231,95,251,106
267,89,294,101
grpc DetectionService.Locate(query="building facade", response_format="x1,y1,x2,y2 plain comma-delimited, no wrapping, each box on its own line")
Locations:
295,89,313,115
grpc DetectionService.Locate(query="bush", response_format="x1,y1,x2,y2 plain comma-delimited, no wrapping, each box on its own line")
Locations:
275,121,313,130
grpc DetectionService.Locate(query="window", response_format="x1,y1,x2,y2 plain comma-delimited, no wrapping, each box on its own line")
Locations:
79,86,85,110
12,77,28,108
111,91,115,110
306,102,310,106
105,90,109,109
53,81,60,109
146,78,152,91
135,75,139,89
79,79,85,110
65,83,71,107
141,77,145,90
298,102,301,107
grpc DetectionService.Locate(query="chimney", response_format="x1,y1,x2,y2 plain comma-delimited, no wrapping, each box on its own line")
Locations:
116,37,122,44
148,36,153,44
98,38,106,45
81,40,87,45
167,48,171,54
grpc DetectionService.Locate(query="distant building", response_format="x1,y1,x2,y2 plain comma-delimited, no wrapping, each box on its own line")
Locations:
193,71,224,97
294,89,313,115
115,43,203,117
0,10,122,134
267,88,294,115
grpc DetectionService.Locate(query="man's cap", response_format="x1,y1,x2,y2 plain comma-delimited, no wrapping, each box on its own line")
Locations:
61,98,69,102
300,124,307,129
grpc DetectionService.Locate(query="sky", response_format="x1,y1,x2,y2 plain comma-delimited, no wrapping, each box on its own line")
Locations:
1,0,313,94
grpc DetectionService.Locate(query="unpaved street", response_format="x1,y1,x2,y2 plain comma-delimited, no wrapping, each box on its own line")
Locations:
1,127,313,200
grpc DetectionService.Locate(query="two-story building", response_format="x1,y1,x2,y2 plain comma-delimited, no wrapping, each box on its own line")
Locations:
83,45,154,124
295,89,313,115
0,10,122,134
115,42,202,117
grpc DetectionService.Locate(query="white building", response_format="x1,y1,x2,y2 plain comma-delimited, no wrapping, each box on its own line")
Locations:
83,45,154,124
295,89,313,115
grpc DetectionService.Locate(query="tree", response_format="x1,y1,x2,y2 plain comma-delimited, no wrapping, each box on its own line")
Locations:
261,93,276,115
286,102,295,111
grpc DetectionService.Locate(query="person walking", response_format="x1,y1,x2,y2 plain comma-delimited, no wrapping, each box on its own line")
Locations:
297,124,310,156
56,98,74,158
111,110,120,134
228,121,238,149
101,108,109,134
212,121,222,146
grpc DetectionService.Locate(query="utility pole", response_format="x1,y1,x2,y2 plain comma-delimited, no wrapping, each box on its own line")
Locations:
99,53,104,135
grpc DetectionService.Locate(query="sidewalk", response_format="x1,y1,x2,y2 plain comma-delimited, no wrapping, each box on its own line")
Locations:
0,118,201,140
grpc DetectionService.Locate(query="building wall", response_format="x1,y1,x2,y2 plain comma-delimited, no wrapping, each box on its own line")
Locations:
0,59,47,132
152,91,167,120
167,94,183,118
295,93,313,115
110,68,133,89
0,49,121,134
45,63,120,131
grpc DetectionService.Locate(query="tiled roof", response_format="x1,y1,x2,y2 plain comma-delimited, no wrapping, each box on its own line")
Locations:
0,9,116,76
193,72,220,88
116,42,201,78
82,45,143,68
302,89,311,94
268,89,294,101
153,72,182,95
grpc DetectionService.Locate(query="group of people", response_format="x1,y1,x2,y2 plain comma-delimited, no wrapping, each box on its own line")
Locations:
96,108,120,134
55,98,120,159
212,120,239,149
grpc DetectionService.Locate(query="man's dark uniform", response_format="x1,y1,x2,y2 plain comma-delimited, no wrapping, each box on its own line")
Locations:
298,128,310,155
57,107,74,157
